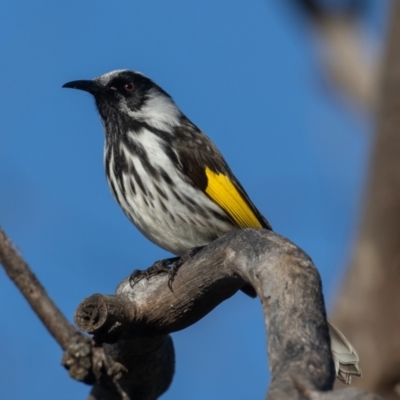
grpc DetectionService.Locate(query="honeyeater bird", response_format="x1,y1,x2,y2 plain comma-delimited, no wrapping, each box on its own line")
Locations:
63,69,360,383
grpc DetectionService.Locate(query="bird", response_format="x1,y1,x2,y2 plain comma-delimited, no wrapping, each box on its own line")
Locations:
63,69,272,294
63,69,361,383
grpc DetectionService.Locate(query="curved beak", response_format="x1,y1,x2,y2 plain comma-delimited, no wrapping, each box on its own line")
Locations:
62,80,105,95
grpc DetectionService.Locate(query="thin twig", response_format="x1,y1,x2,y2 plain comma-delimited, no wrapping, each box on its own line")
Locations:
0,225,79,349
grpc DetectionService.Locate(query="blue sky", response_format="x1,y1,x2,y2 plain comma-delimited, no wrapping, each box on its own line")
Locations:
0,1,388,399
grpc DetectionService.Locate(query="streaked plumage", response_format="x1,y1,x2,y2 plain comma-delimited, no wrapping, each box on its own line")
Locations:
65,70,270,256
63,69,360,384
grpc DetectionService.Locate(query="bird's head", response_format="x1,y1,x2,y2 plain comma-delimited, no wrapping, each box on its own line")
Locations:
63,70,181,131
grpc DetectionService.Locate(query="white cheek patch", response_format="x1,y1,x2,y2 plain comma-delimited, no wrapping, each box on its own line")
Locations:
128,89,181,131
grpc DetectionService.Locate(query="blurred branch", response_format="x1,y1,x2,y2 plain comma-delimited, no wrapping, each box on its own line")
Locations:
288,0,380,112
332,2,400,399
290,0,366,19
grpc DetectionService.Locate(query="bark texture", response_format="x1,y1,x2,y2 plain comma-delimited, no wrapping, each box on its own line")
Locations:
0,226,381,399
72,229,379,399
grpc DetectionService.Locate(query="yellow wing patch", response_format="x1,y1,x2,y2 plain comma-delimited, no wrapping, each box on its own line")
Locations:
205,167,262,229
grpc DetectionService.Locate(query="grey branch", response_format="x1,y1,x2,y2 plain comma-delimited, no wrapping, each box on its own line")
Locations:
73,229,380,400
0,226,79,349
0,226,105,386
287,0,380,112
0,224,380,399
333,2,400,399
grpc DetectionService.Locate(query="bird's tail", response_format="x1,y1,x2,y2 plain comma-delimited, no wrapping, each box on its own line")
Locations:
328,319,362,384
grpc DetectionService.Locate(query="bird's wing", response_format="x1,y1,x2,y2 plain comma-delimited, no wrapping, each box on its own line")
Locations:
203,167,271,230
175,137,272,231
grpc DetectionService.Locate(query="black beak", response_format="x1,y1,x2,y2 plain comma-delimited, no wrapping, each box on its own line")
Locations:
62,80,105,95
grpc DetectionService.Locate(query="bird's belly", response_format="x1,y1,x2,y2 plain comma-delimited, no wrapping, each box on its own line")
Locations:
121,182,234,255
106,153,235,255
132,206,231,255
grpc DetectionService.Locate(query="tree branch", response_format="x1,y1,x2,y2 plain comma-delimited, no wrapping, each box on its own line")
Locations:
0,225,381,399
0,226,79,349
333,2,400,399
74,229,380,400
287,0,380,112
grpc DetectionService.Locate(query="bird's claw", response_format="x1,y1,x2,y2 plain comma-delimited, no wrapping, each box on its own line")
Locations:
129,247,203,291
129,257,179,289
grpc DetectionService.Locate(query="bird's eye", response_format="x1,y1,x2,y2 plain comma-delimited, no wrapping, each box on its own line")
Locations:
124,82,135,92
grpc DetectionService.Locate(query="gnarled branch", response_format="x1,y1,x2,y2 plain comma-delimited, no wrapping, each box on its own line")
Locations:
73,229,380,400
0,225,381,399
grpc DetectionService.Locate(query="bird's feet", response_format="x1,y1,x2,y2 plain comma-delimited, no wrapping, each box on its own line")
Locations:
129,256,179,289
129,247,204,291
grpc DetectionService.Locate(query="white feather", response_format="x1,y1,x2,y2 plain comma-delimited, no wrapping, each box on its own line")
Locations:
127,88,181,131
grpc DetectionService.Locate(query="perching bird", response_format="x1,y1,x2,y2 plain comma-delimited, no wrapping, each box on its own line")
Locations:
63,69,361,383
63,69,272,292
